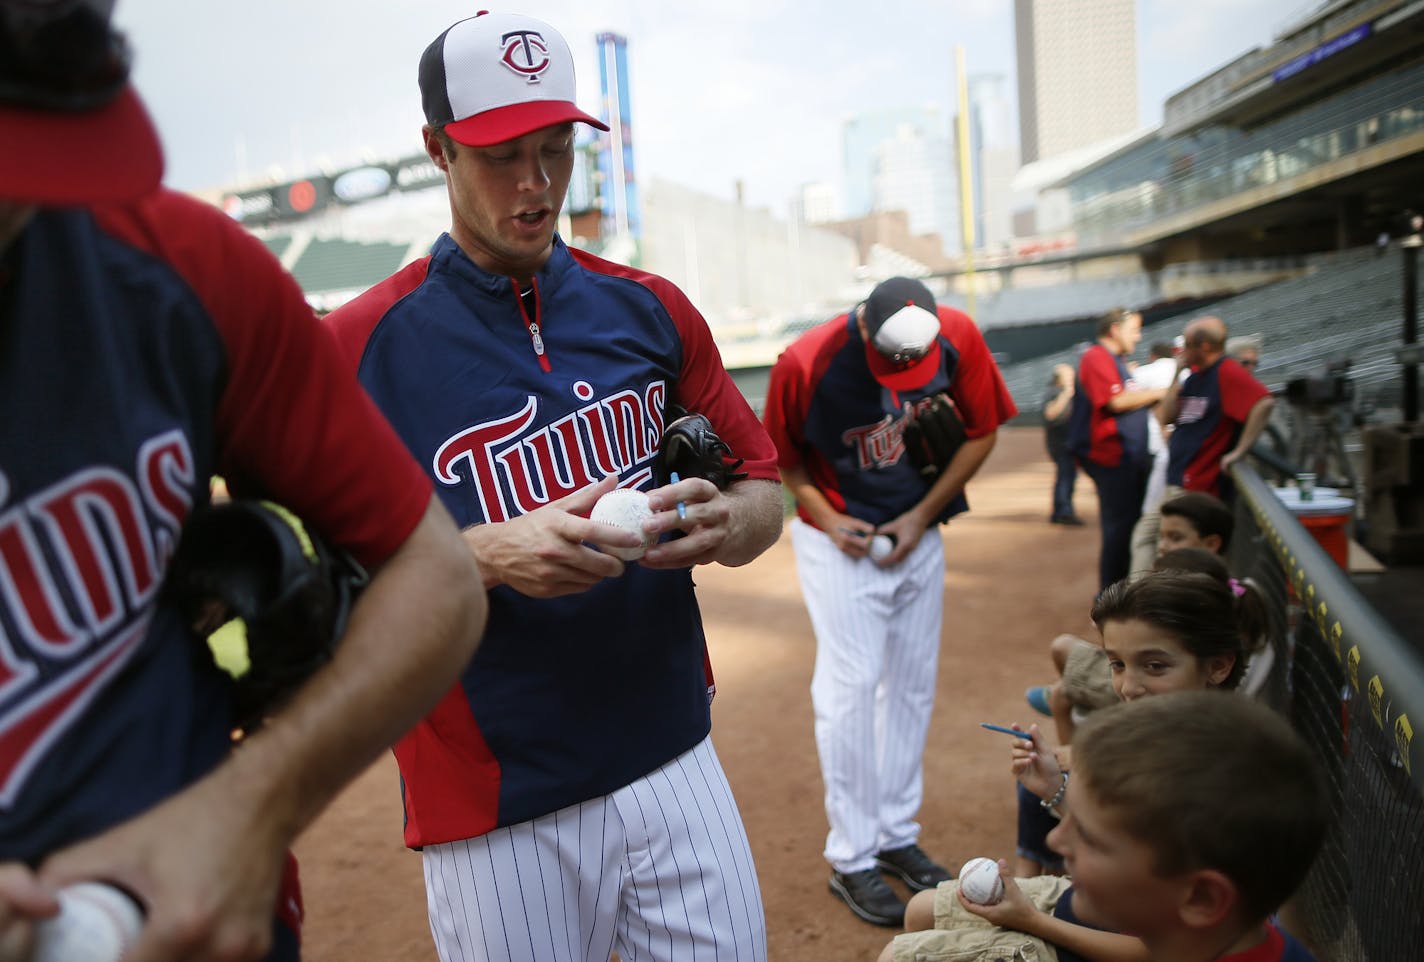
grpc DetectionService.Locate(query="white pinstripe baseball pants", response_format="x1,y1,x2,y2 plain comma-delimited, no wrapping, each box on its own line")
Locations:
790,519,945,875
421,734,767,962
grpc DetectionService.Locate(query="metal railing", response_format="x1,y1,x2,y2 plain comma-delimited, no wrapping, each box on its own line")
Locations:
1229,462,1424,961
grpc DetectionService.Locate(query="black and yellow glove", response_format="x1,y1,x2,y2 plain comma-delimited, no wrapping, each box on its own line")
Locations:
163,500,368,735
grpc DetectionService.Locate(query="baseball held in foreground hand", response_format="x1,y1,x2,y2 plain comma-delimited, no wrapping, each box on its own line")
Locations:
32,882,144,962
958,857,1004,905
869,533,896,562
590,488,653,560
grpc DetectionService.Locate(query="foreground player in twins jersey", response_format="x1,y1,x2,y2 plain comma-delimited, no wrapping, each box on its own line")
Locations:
763,277,1018,927
324,12,783,962
0,1,487,960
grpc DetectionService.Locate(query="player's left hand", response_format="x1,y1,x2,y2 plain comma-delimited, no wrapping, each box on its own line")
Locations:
36,766,289,962
0,864,56,962
640,476,732,568
957,861,1037,929
868,511,930,567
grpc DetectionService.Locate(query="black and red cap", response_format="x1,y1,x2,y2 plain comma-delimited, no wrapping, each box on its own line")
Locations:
861,276,943,391
0,0,163,203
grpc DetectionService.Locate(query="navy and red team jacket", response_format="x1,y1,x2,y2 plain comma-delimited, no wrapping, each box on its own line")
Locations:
326,234,778,848
0,193,429,880
762,306,1017,528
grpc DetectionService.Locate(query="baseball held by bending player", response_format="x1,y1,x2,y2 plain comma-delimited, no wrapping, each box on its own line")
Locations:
764,276,1018,926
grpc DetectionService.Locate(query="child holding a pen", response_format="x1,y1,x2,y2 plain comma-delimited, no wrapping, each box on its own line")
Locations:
880,568,1271,962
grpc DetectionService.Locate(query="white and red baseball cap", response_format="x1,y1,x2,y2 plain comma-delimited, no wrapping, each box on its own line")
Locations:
0,0,163,203
861,277,944,391
419,11,608,148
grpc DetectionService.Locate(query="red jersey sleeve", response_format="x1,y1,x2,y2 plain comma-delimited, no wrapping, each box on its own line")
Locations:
645,276,780,483
95,190,432,568
940,308,1018,435
1079,345,1123,411
1217,357,1271,423
763,345,810,472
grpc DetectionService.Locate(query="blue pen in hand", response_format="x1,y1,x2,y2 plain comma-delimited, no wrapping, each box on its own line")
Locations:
669,471,687,520
980,722,1028,738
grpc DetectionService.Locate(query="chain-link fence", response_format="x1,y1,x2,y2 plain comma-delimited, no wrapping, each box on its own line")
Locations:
1229,464,1424,961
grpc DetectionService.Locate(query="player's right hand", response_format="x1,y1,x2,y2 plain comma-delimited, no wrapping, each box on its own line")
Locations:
464,475,644,597
1010,724,1063,800
826,515,874,558
0,864,56,962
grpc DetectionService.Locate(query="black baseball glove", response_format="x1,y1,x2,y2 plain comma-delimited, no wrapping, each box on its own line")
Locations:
654,408,748,491
902,393,968,482
163,500,368,734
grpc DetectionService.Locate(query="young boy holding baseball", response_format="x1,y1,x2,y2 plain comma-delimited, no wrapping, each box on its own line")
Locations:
879,691,1327,962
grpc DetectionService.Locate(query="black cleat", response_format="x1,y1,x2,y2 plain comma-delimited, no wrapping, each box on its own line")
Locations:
875,844,954,893
829,869,906,926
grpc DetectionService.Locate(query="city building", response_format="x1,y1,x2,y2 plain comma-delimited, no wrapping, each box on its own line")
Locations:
872,121,959,254
966,73,1020,252
840,105,947,219
793,181,839,225
1014,0,1138,165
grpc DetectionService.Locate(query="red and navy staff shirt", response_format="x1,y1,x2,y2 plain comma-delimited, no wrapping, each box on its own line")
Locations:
1167,355,1270,496
326,234,778,847
0,190,431,865
1069,343,1151,469
762,306,1017,528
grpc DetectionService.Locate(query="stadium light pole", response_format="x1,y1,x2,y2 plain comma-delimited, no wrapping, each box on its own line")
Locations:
954,46,976,320
1404,231,1420,423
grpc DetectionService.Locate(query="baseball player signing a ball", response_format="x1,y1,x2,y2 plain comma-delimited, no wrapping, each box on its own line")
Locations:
763,277,1017,926
0,2,487,960
324,12,783,962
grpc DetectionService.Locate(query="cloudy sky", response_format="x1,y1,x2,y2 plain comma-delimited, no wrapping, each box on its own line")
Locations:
114,0,1313,212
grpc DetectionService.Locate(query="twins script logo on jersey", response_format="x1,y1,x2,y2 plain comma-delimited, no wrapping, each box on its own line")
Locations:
1177,395,1210,425
434,379,668,522
500,30,551,82
0,430,193,809
840,396,939,470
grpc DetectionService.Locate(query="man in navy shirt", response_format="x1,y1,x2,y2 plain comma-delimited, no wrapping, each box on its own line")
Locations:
1162,316,1274,501
0,3,485,958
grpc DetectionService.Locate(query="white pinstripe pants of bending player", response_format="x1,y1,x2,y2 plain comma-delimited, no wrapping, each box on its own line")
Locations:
421,734,767,962
790,518,945,874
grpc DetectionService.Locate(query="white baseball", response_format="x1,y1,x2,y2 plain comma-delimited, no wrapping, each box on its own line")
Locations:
958,857,1004,905
869,534,895,562
32,882,144,962
590,488,654,560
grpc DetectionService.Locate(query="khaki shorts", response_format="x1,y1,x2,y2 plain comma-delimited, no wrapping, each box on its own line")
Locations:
890,876,1073,962
1060,637,1117,712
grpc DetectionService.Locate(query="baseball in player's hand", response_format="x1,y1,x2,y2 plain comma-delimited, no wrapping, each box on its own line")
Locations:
1010,724,1063,800
0,863,58,962
871,511,928,566
34,770,287,962
465,475,641,597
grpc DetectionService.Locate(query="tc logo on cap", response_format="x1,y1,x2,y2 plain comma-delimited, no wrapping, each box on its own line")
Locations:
501,30,551,82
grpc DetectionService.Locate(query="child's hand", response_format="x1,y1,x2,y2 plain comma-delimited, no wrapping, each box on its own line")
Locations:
1010,724,1063,800
956,861,1038,930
